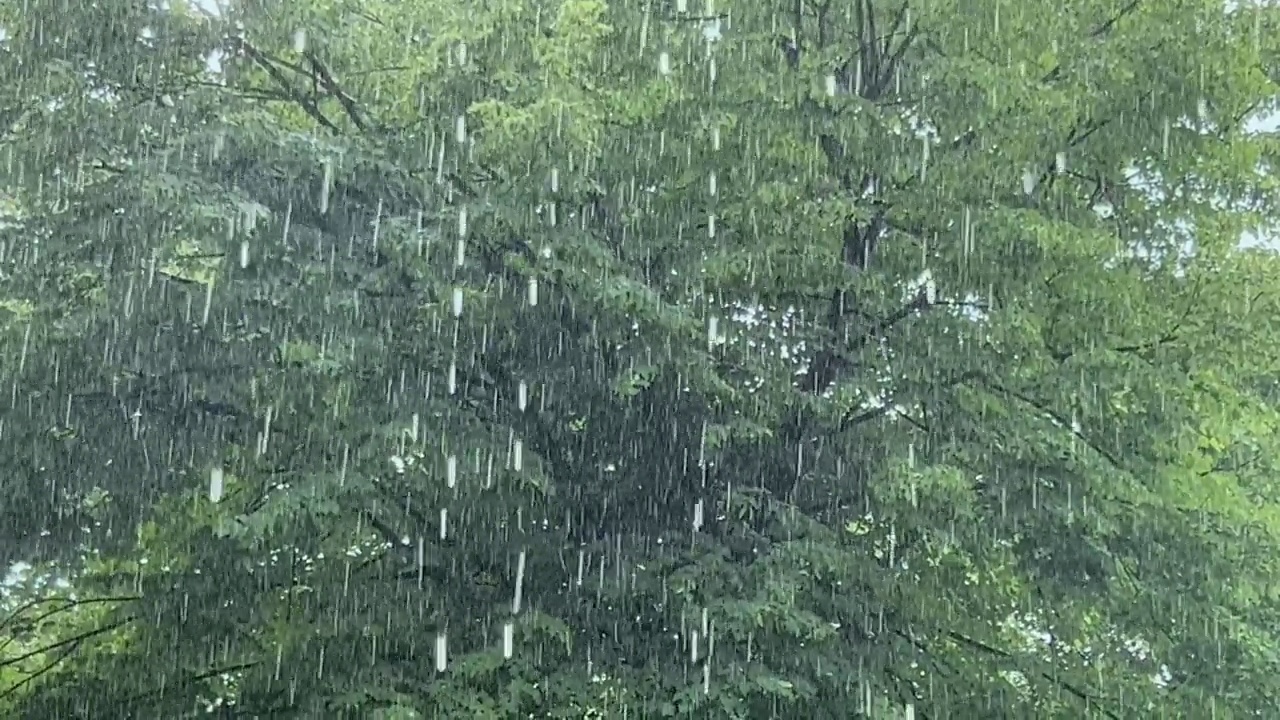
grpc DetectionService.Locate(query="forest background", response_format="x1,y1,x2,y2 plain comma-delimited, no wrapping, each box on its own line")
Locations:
2,0,1280,717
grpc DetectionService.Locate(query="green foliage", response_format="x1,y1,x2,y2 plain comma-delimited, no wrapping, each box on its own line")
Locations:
4,0,1280,717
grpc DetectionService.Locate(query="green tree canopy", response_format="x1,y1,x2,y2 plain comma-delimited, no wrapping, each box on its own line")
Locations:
3,0,1280,716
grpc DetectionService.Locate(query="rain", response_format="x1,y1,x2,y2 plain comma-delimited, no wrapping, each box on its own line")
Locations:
2,0,1280,717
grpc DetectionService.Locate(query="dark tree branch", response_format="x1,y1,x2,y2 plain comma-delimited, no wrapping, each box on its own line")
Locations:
977,377,1126,472
231,38,339,133
1091,0,1142,37
871,3,916,99
303,50,370,132
945,630,1122,719
0,615,136,673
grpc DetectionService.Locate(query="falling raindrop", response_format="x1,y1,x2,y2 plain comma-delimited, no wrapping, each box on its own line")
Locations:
319,159,333,214
209,467,224,503
920,137,930,181
292,29,307,53
513,440,523,471
1021,167,1036,196
527,277,538,307
456,207,468,266
416,537,425,588
825,74,837,97
447,455,457,488
659,52,671,76
1162,119,1171,157
448,362,457,395
435,633,448,672
452,288,464,317
1054,151,1067,174
200,281,213,325
455,115,467,144
708,171,717,196
239,240,249,269
457,42,468,65
962,207,974,255
518,381,528,411
550,168,560,193
502,622,515,658
439,508,448,540
512,550,526,614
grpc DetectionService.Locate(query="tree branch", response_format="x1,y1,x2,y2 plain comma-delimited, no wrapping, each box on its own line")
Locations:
303,50,370,132
231,38,339,133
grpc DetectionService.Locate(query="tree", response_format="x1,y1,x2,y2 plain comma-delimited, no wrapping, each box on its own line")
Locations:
3,0,1280,716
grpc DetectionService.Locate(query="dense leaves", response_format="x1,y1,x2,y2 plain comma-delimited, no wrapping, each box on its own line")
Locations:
3,0,1280,716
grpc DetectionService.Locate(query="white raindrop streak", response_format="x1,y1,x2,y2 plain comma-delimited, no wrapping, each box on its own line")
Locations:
239,240,249,269
209,467,224,503
200,281,213,325
292,29,307,53
1021,167,1036,196
511,550,526,614
919,136,929,181
451,288,463,317
447,362,457,395
446,455,457,489
825,74,837,97
513,440,523,472
454,115,466,144
435,633,447,672
962,207,974,256
319,159,332,214
659,52,671,76
456,207,467,266
502,622,515,659
414,537,425,588
439,508,448,540
527,277,538,307
518,381,528,411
